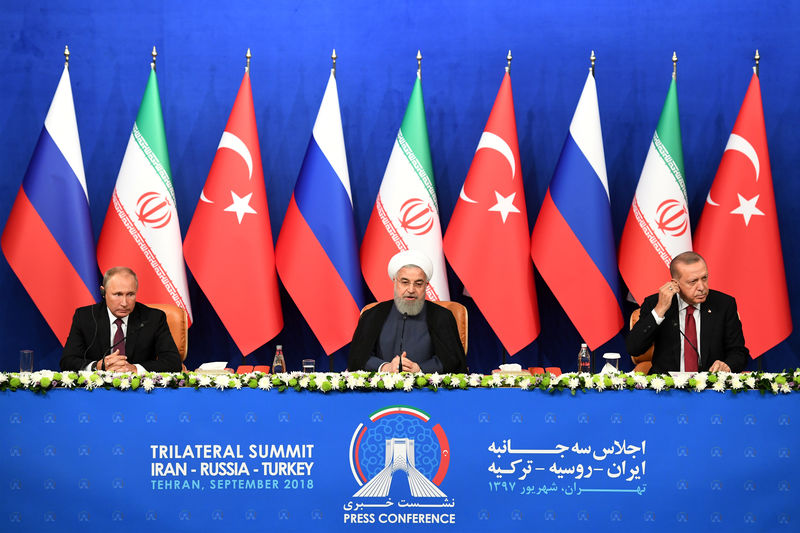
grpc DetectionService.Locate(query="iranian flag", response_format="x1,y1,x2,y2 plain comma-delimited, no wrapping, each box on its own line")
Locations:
97,65,192,321
618,76,691,304
360,75,449,302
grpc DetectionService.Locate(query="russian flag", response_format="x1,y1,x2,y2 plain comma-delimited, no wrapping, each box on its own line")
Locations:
276,71,364,354
531,71,623,350
1,64,98,345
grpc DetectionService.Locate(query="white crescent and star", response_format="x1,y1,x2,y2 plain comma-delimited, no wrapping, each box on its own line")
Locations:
459,132,521,223
706,133,761,208
200,131,253,205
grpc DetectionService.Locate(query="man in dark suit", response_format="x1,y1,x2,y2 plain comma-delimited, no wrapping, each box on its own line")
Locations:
626,251,748,374
348,250,467,374
60,266,181,373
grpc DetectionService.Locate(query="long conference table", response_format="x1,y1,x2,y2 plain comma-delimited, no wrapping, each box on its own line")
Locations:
1,373,797,532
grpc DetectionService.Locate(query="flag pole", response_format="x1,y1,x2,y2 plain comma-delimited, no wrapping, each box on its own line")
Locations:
505,50,512,73
64,45,70,68
331,48,337,77
245,48,251,73
151,46,157,71
754,49,760,77
590,49,596,77
416,49,422,79
755,47,763,373
672,51,677,79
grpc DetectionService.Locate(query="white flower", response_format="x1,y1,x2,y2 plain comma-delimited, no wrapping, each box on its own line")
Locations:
119,378,131,390
633,374,648,388
771,382,779,393
649,377,666,392
403,377,414,392
781,383,791,394
490,373,503,387
198,375,212,387
518,378,531,390
61,374,75,388
469,374,482,387
380,374,396,389
142,377,155,391
745,376,756,388
232,378,243,389
19,374,31,386
257,377,272,390
346,376,359,390
568,378,580,390
102,373,114,384
330,378,341,391
611,376,624,389
694,380,707,392
298,377,310,389
37,370,55,380
671,374,688,389
762,372,777,380
429,373,443,386
0,374,7,384
214,375,229,389
369,375,381,388
712,380,726,392
504,376,516,387
595,378,606,391
730,376,743,390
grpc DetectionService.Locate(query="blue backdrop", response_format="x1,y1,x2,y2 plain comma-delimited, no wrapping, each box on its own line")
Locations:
1,0,798,373
2,388,797,531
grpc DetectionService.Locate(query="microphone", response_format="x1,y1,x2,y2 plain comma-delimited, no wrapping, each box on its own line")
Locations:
399,313,408,372
100,335,127,371
81,303,100,371
672,321,700,367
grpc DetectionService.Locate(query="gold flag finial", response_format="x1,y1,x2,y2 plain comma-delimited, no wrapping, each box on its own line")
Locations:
590,50,596,76
331,48,337,76
245,48,251,73
64,45,70,67
416,50,422,78
672,51,678,79
754,49,760,76
151,46,157,70
505,50,512,73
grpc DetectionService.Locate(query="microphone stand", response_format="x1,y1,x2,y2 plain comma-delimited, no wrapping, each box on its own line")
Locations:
399,313,408,372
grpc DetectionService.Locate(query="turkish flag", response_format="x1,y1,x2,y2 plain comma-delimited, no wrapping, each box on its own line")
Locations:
694,73,791,358
183,72,283,355
443,72,540,355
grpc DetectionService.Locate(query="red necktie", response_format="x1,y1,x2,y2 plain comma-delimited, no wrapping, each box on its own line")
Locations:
684,305,698,371
113,318,126,356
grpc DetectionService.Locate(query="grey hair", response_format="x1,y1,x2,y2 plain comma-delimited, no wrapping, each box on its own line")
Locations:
102,266,139,290
669,251,706,279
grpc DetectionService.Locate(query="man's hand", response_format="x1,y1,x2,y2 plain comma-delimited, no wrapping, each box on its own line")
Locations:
380,355,401,373
654,280,679,318
708,360,731,373
100,350,137,373
400,353,421,373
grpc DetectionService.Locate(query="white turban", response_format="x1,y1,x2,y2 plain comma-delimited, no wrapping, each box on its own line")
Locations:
387,250,433,281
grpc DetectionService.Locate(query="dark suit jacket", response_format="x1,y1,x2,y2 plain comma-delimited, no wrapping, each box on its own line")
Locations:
60,302,181,372
347,300,468,373
626,289,748,374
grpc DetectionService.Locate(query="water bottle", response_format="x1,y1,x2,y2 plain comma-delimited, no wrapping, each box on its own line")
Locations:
578,343,591,373
272,345,286,374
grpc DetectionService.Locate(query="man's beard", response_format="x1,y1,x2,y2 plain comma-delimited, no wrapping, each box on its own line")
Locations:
394,295,425,316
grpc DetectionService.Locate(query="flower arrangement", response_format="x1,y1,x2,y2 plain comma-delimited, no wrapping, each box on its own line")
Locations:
0,369,798,394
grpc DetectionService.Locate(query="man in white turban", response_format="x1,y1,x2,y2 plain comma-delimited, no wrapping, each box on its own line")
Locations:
348,250,467,373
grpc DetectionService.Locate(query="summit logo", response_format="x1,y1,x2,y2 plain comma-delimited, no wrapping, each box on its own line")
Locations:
343,405,456,526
